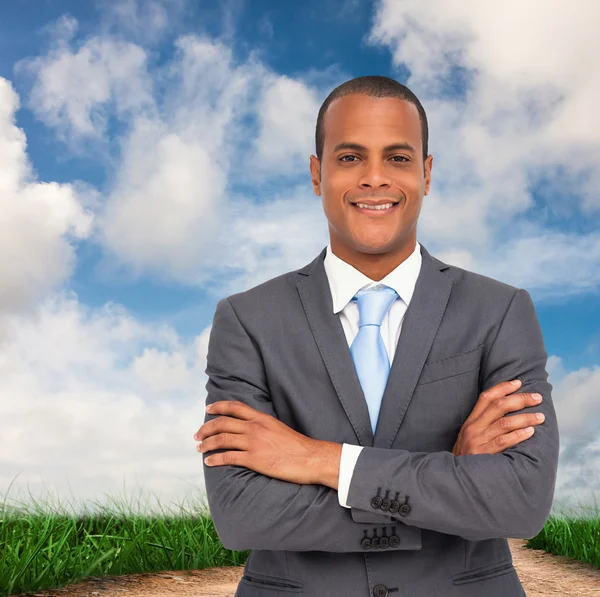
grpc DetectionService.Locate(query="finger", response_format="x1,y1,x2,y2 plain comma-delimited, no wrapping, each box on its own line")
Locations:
479,411,544,446
205,400,262,420
466,380,521,422
504,392,543,414
204,448,246,467
482,425,536,454
198,431,249,455
195,400,261,438
195,415,247,441
194,402,266,439
479,391,542,432
467,380,524,423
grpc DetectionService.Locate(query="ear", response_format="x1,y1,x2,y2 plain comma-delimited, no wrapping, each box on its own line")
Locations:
309,155,321,196
423,154,433,195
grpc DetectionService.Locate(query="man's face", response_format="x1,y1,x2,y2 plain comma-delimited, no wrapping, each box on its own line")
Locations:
310,94,432,258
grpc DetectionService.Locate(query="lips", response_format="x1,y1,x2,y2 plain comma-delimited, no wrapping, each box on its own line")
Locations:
350,200,400,206
351,202,399,215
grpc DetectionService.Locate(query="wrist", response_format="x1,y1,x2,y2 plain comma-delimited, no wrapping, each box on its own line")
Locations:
312,440,342,490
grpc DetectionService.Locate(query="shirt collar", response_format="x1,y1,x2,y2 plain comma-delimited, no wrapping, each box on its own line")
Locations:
323,241,422,314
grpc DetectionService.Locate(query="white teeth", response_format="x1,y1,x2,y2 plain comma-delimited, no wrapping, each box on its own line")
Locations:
355,203,394,210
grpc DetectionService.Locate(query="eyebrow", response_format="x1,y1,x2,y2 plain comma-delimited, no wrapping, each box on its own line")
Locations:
332,141,416,154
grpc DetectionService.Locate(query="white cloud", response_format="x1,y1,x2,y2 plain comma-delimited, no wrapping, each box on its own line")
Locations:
95,0,186,44
15,17,155,144
247,74,322,181
0,77,93,317
0,291,209,516
16,25,332,292
551,360,600,437
547,358,600,517
96,115,229,280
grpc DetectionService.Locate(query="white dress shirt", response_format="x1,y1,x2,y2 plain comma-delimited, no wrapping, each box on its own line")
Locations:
322,240,423,508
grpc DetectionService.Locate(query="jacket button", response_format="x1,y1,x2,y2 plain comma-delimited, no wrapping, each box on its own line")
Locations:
371,496,383,508
361,537,372,549
379,536,389,548
389,535,400,547
389,492,400,513
380,498,391,511
373,584,388,597
399,496,411,516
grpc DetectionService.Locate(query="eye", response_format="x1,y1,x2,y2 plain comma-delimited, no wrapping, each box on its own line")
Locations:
338,155,409,163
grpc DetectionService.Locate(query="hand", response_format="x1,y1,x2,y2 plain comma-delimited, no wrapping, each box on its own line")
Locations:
194,400,325,485
452,379,545,456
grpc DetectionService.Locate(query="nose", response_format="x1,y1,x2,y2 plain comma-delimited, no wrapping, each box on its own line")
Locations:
358,160,392,189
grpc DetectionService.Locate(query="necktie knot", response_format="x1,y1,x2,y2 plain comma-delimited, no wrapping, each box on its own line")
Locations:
352,285,398,328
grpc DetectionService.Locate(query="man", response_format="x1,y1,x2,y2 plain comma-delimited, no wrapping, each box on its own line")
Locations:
194,75,559,596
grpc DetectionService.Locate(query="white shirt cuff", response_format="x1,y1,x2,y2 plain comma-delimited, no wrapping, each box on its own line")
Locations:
337,443,364,508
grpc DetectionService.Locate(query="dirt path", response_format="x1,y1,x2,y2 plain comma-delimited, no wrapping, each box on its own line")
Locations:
12,538,600,597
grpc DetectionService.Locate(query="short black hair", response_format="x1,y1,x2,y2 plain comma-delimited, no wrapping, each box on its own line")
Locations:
315,75,429,164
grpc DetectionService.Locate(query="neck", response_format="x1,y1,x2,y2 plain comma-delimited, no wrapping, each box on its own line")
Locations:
330,237,417,281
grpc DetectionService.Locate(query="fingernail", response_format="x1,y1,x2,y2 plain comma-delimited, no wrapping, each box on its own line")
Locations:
533,393,542,401
536,413,545,420
206,404,212,412
511,379,521,386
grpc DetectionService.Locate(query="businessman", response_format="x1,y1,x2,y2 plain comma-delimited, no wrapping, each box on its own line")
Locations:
194,75,559,596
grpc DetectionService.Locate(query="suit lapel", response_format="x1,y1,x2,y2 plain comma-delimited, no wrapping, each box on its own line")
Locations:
296,243,453,448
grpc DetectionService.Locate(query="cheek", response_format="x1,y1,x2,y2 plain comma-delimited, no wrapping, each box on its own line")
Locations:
393,172,419,190
397,180,424,207
325,167,354,190
320,185,345,214
322,200,346,228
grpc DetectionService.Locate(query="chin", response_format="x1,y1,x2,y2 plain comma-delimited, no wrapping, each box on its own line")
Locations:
353,240,395,254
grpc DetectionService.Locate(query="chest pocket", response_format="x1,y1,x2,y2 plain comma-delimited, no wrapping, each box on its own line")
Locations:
417,344,484,386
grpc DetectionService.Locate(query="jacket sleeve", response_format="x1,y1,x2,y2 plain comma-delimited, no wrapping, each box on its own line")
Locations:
201,297,422,552
339,446,397,524
345,288,560,541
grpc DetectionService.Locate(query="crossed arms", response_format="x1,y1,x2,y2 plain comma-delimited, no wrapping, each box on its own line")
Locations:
201,289,560,551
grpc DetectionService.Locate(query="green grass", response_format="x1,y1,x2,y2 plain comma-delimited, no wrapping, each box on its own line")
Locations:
0,475,598,597
525,494,600,566
0,476,250,596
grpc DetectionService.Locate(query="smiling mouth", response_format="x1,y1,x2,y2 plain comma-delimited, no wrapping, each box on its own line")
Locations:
350,202,400,214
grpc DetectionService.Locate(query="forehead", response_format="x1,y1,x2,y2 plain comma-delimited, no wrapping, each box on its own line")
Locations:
323,94,421,149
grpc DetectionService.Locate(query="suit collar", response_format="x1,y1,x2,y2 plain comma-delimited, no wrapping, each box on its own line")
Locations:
296,243,453,448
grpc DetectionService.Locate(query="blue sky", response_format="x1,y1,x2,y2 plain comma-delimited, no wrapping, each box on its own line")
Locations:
0,0,598,518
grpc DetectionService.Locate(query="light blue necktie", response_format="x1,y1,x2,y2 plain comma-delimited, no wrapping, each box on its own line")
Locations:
349,285,398,435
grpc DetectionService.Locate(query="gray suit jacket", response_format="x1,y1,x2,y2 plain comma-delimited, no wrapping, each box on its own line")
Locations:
202,243,559,596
